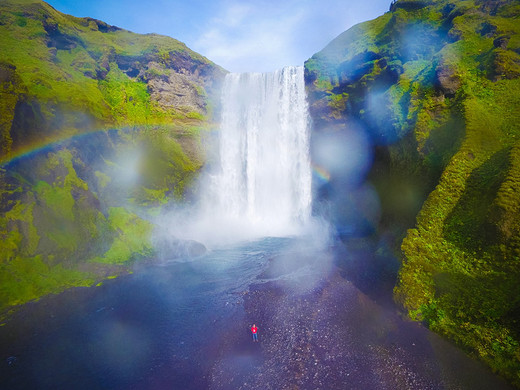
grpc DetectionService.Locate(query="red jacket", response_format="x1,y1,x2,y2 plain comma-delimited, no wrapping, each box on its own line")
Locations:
251,326,258,334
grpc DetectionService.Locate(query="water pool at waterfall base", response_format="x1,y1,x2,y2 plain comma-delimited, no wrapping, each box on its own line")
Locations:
0,237,513,390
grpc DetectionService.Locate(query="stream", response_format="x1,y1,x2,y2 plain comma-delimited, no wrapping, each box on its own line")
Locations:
0,236,514,389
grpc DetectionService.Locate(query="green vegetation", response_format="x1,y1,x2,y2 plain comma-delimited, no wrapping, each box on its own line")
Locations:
90,207,153,264
306,0,520,385
0,124,207,319
131,126,203,205
0,255,95,309
0,0,224,319
0,0,225,162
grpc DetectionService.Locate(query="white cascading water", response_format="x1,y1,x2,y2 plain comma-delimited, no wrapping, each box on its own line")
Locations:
202,66,312,240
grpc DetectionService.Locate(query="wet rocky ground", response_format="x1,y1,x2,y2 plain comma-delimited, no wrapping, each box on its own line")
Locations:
0,240,515,390
207,254,514,390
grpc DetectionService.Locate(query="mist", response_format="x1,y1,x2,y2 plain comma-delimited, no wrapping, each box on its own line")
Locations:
152,66,327,251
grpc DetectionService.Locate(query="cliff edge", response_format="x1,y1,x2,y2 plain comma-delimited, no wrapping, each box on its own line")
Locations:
305,0,520,385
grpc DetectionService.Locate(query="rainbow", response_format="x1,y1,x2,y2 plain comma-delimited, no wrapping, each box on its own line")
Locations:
1,125,160,167
0,128,110,167
1,117,208,167
312,164,331,183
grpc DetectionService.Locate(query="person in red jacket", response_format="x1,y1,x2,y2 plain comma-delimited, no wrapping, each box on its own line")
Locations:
251,324,258,342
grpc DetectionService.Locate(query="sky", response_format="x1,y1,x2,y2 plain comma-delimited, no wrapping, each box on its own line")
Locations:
45,0,392,73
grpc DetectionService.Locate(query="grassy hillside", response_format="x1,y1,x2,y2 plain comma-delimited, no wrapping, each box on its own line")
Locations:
305,0,520,385
0,0,225,161
0,0,226,319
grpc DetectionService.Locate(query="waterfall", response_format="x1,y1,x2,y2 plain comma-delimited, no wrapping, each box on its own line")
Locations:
205,66,312,239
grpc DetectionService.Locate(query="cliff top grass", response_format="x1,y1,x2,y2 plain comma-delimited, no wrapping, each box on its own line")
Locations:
1,0,208,59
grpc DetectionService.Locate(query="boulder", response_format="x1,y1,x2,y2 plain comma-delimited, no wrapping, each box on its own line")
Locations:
493,35,510,49
435,63,461,96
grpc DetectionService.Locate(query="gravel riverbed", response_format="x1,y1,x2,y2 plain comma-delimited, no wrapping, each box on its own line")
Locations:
208,255,514,390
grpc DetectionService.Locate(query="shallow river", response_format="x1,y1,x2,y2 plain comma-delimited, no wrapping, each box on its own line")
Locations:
0,237,513,389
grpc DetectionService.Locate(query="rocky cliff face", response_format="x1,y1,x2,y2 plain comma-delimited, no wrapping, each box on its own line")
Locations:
0,0,226,318
305,0,520,385
0,0,226,161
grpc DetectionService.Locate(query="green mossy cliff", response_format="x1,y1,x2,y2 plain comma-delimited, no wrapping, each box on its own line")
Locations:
0,0,226,318
305,0,520,385
0,0,225,160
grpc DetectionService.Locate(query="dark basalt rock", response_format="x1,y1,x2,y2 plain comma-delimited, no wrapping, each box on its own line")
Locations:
493,35,510,49
337,51,381,85
476,0,513,15
490,49,520,80
480,21,498,38
115,54,146,78
153,237,207,261
389,0,429,12
434,63,461,97
0,62,16,83
441,3,457,17
43,19,83,50
10,100,45,150
375,61,403,89
179,240,207,257
0,170,21,214
83,17,122,33
83,70,96,79
125,68,140,78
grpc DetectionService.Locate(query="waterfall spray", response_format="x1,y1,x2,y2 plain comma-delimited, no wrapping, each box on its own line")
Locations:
209,66,311,236
171,66,313,245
